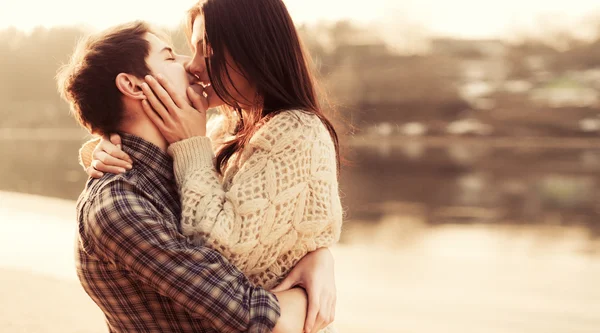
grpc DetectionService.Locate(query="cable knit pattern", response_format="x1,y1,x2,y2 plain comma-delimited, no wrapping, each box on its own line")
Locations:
168,110,343,291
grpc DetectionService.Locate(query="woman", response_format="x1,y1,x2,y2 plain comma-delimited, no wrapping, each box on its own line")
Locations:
81,0,343,332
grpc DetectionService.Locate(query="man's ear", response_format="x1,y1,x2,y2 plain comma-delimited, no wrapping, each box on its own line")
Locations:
115,73,146,100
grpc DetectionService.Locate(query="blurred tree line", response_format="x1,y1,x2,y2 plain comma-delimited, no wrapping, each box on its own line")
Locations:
2,20,600,136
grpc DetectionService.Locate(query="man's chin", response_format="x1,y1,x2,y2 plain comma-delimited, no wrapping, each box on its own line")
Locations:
189,84,224,109
189,84,203,97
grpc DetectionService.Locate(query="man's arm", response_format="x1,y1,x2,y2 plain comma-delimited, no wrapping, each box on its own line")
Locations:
273,288,308,333
85,179,280,333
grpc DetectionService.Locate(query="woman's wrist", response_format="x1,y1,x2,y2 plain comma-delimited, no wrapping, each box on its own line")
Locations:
168,136,214,181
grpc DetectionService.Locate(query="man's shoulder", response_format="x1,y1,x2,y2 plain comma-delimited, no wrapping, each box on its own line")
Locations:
79,171,139,205
77,171,152,225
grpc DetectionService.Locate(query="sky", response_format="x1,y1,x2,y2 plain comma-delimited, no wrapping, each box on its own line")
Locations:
1,0,600,39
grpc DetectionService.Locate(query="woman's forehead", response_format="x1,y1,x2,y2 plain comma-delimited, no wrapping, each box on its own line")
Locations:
191,16,205,44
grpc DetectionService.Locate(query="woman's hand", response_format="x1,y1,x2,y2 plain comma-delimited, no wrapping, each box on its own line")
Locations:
86,134,133,179
271,247,336,333
141,74,208,144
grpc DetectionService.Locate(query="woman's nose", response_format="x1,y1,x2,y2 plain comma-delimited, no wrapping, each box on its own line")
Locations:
185,56,206,76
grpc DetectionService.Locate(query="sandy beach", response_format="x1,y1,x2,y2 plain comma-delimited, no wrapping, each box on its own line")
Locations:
0,268,104,333
1,190,600,333
0,191,105,332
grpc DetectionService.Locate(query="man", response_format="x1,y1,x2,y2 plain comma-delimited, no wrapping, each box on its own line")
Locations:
57,21,333,333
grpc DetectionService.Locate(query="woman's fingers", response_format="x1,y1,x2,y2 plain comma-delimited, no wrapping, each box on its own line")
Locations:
304,294,320,333
142,99,171,136
108,133,133,164
308,292,335,333
91,159,126,175
141,82,171,121
109,133,122,149
187,86,208,113
270,269,300,293
155,74,187,109
144,75,179,113
329,293,336,324
93,151,129,173
322,293,335,329
312,305,327,333
103,140,132,165
85,166,104,179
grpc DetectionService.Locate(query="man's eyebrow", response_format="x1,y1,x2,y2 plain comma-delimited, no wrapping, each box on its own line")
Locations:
160,47,174,55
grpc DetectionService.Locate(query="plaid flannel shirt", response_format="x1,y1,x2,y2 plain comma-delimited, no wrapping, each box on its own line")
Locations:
75,133,280,333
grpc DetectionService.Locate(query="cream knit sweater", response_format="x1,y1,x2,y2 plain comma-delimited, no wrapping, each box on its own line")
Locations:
79,110,343,331
167,109,343,289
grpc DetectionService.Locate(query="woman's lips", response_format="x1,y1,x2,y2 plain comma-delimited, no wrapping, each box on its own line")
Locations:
190,82,212,98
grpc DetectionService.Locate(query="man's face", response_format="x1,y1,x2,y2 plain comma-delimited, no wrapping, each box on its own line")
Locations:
144,33,194,102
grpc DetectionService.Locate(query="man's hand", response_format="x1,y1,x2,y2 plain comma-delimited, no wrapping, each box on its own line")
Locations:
272,248,336,333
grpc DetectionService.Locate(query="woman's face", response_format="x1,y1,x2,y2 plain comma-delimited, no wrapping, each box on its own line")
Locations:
187,14,257,109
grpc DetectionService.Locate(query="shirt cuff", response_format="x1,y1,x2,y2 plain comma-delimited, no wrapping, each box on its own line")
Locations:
248,289,281,333
168,136,215,181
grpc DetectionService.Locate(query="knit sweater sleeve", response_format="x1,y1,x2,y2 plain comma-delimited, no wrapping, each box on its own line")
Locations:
78,137,101,170
167,111,343,278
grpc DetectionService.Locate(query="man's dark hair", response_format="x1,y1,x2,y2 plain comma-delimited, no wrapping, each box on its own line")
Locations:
57,21,155,135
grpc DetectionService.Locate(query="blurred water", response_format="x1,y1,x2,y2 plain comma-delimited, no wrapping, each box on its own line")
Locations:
3,134,600,235
340,139,600,238
0,130,90,200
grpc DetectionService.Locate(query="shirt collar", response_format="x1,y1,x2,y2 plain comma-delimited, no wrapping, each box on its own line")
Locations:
119,133,174,181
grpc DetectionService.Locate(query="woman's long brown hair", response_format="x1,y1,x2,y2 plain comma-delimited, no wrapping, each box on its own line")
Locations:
187,0,340,175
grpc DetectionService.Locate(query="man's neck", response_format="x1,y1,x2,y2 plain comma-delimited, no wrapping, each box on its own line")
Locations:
119,117,168,152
